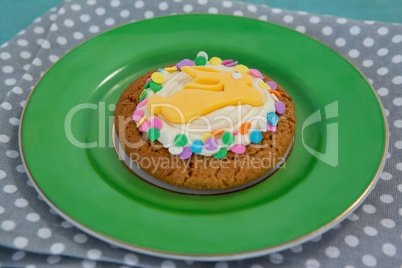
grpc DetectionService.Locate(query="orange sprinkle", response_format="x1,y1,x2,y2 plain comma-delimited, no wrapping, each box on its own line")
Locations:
211,129,225,136
239,122,251,135
269,90,281,98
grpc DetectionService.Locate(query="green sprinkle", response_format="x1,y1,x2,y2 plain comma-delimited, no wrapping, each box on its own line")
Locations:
147,127,160,141
194,56,207,66
150,81,162,92
144,80,151,89
214,147,227,159
174,134,188,147
139,90,147,101
222,131,235,145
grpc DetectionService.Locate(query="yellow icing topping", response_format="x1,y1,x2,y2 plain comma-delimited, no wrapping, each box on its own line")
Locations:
147,66,264,124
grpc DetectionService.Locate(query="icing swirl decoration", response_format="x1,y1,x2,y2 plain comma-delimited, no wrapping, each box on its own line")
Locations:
133,51,285,159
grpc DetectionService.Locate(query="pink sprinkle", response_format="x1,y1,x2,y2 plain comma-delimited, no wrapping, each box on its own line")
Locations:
250,69,262,78
179,147,193,160
225,61,238,67
137,98,147,108
151,117,163,130
139,120,151,131
232,130,239,135
231,144,246,154
132,109,144,122
146,78,152,84
221,59,233,65
267,122,277,132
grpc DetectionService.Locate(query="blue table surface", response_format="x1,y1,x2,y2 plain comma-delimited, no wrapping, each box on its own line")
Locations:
0,0,402,46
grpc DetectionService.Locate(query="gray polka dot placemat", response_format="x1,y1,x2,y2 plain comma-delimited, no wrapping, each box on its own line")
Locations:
0,0,401,267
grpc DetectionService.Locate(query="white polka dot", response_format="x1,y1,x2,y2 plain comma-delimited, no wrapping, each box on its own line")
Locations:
26,213,40,222
57,36,67,45
5,78,16,86
120,9,130,18
50,24,58,33
32,58,42,66
15,198,28,207
250,265,263,268
4,184,17,193
13,237,28,248
233,10,243,16
392,55,402,63
61,221,73,228
80,14,90,22
73,233,88,244
82,260,96,268
364,20,375,25
0,51,11,60
283,15,294,23
110,0,120,7
393,98,402,107
325,246,340,258
47,255,60,265
1,102,12,110
0,169,6,178
377,67,389,75
0,206,4,214
344,235,359,247
20,101,26,108
144,10,154,18
322,26,333,35
247,5,257,12
87,249,102,260
269,253,283,264
380,194,393,203
335,38,346,47
16,165,26,173
134,0,144,8
399,184,402,192
271,8,282,14
89,25,100,33
2,65,14,73
63,19,74,28
394,120,402,128
222,1,232,8
305,259,320,268
258,15,268,21
183,4,193,12
377,48,388,56
362,255,376,267
362,59,373,67
392,76,402,84
381,218,395,228
12,251,25,261
290,244,303,253
295,26,306,33
363,37,374,47
95,7,106,16
349,26,361,35
71,4,81,11
208,7,218,14
1,220,16,231
17,39,28,47
363,204,376,213
34,26,44,34
158,2,168,10
347,213,359,221
38,227,52,239
23,73,33,81
73,32,84,40
377,26,388,35
382,243,396,256
124,253,138,265
309,16,320,24
50,243,65,254
21,51,31,59
364,226,377,236
105,18,115,26
392,34,402,43
41,40,51,49
380,171,393,180
336,18,347,24
348,49,360,58
49,13,58,21
161,260,176,268
198,0,208,4
215,262,228,268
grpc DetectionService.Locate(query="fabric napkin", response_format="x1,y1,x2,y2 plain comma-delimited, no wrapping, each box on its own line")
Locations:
0,0,401,267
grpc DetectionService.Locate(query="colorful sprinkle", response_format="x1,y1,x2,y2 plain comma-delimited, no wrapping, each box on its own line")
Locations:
214,147,227,159
132,109,144,122
147,127,160,141
266,81,277,90
201,133,214,143
222,131,235,145
137,98,147,108
149,81,162,92
222,59,233,65
197,51,208,61
234,64,249,74
158,68,163,72
225,61,238,67
275,101,286,114
139,120,151,131
267,112,279,126
231,144,246,154
249,69,262,78
258,81,270,90
232,130,239,135
271,93,279,102
151,117,163,130
179,147,193,159
136,115,147,127
144,80,151,89
194,56,207,66
169,146,184,155
139,90,147,101
160,133,172,147
204,138,219,151
269,90,281,98
211,129,225,137
239,122,252,135
267,122,277,132
191,140,203,153
151,72,165,84
259,119,268,132
232,71,242,79
250,129,263,144
176,59,195,71
209,57,222,65
174,134,188,147
146,77,152,84
164,67,178,72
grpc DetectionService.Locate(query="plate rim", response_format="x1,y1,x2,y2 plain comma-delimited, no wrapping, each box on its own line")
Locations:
18,14,389,261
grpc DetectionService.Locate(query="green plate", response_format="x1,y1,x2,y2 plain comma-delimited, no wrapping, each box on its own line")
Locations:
20,14,387,261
